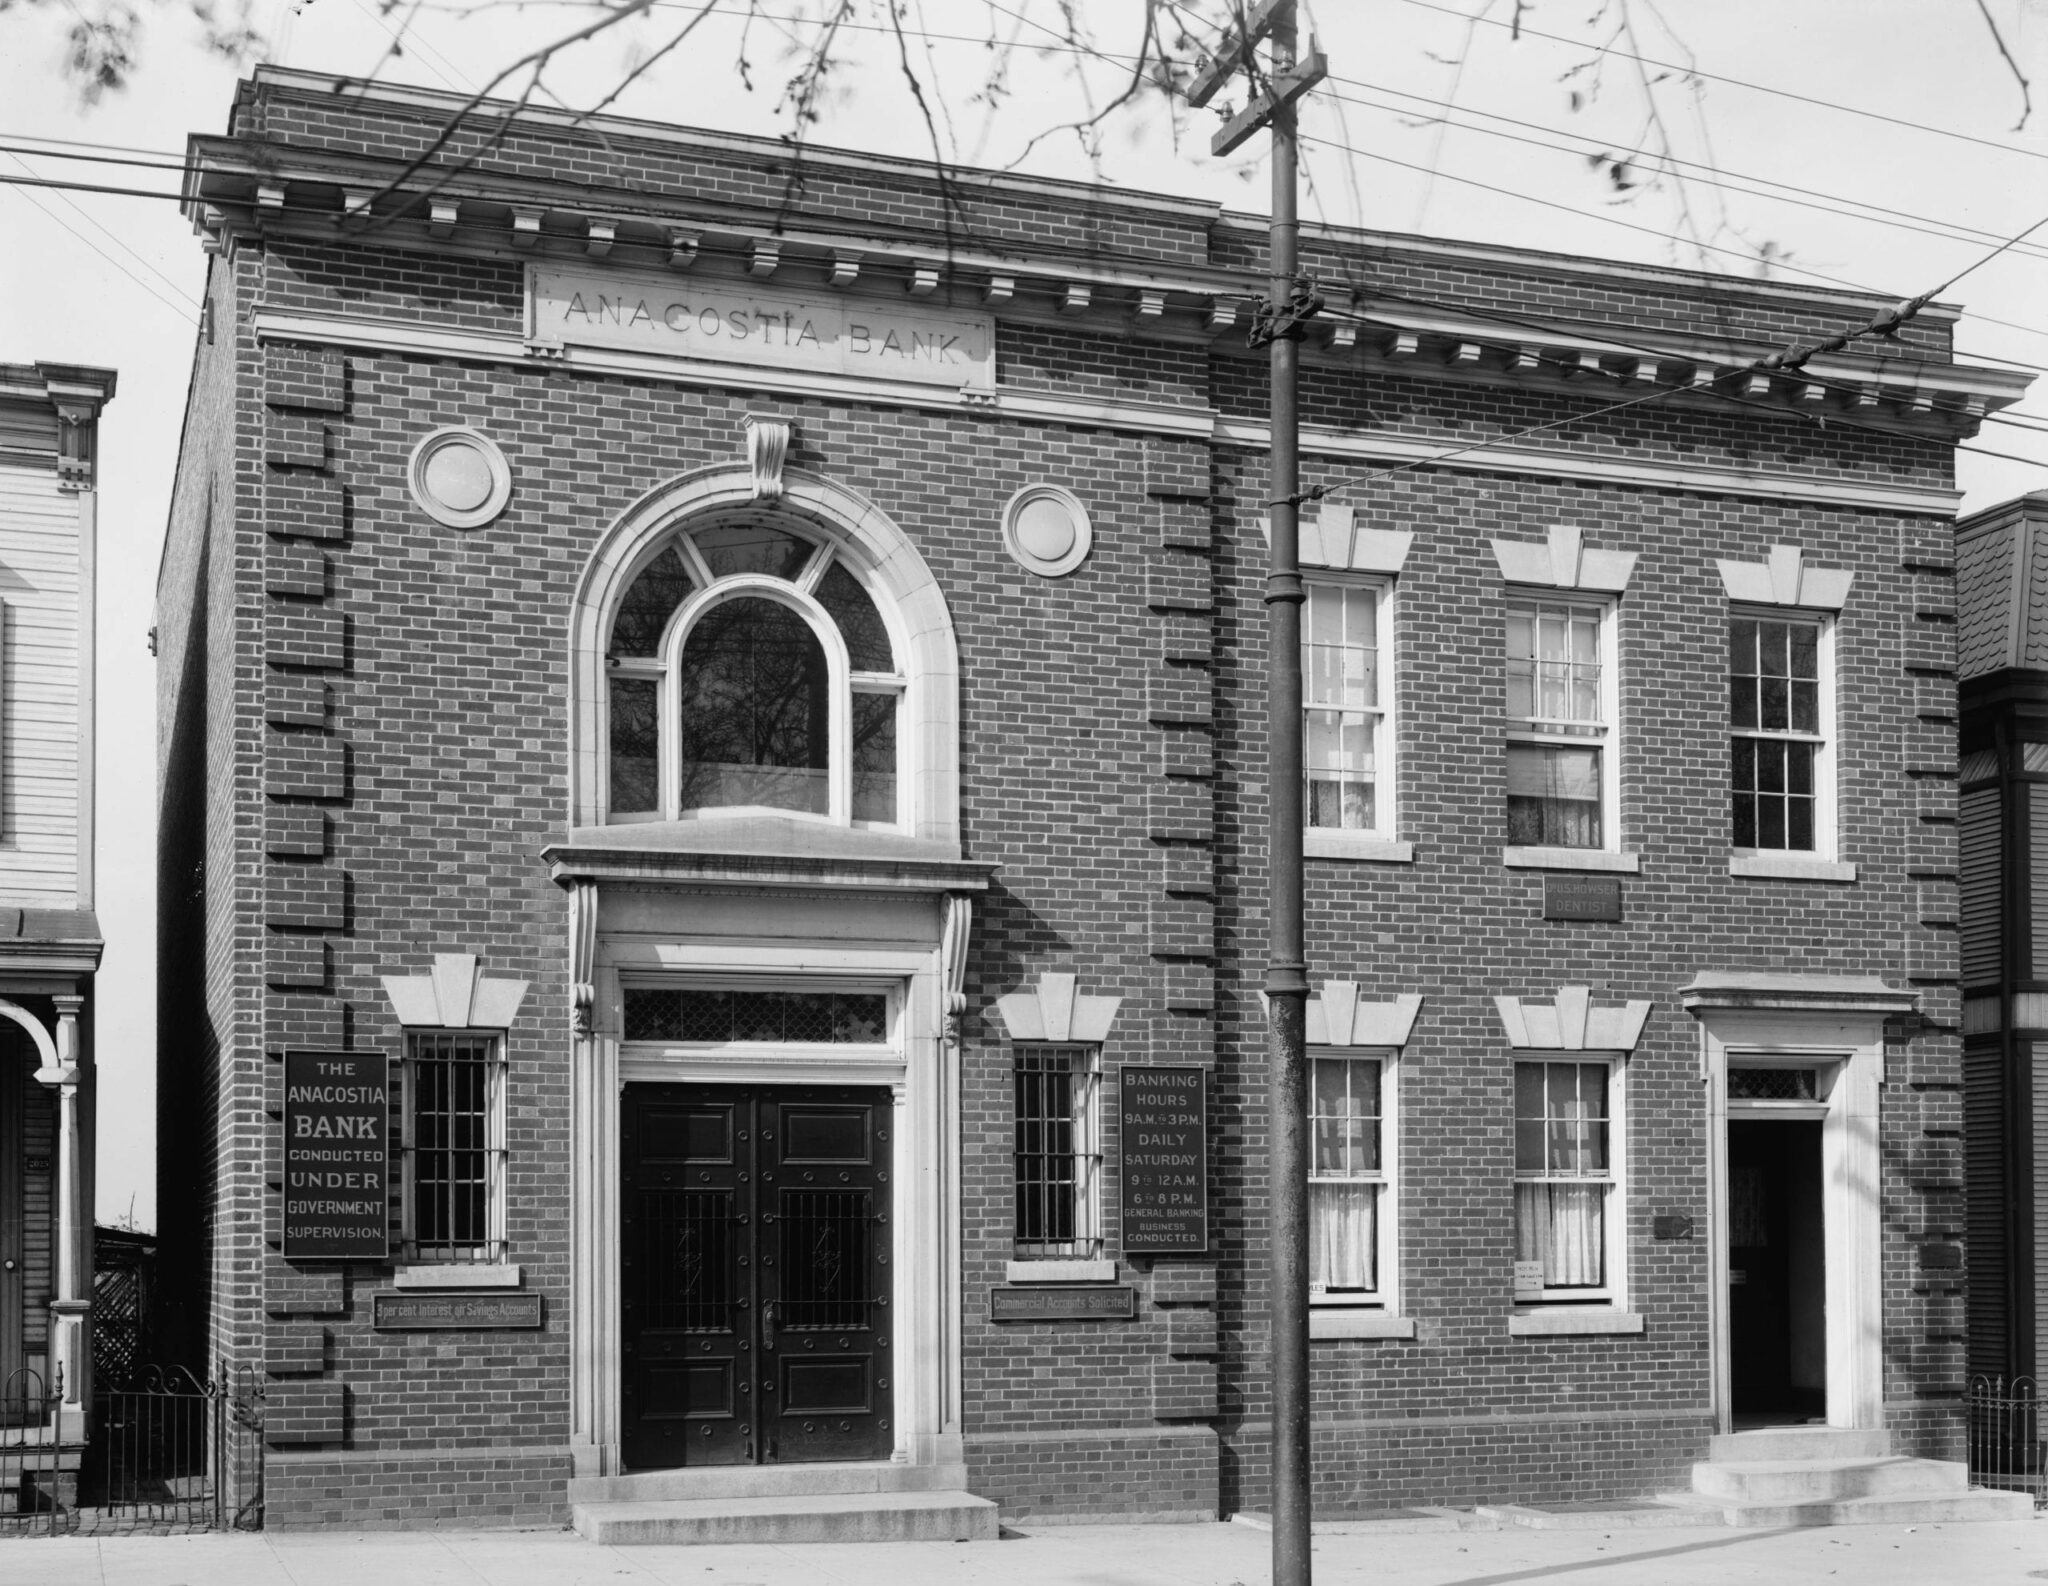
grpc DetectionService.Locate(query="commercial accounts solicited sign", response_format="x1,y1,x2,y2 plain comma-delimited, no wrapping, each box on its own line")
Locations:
1119,1066,1208,1254
282,1050,390,1261
527,265,996,392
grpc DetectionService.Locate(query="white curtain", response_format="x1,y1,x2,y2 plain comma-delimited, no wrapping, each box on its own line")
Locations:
1516,1182,1605,1287
1310,1181,1377,1291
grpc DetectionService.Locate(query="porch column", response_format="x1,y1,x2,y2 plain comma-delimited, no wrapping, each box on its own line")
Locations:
39,994,88,1439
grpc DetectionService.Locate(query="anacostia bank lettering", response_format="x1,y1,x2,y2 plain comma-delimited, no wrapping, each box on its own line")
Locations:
529,267,995,391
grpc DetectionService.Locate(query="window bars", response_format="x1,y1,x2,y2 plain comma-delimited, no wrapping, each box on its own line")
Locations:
1012,1045,1103,1260
403,1032,505,1263
622,988,888,1044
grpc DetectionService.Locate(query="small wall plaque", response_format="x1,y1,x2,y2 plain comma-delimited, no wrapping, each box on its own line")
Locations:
1653,1214,1694,1241
1511,1259,1546,1301
372,1292,543,1330
23,1156,49,1174
989,1285,1136,1322
1544,875,1623,922
1917,1242,1964,1271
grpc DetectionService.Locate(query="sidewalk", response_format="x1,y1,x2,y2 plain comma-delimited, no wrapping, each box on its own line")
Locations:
1,1515,2045,1586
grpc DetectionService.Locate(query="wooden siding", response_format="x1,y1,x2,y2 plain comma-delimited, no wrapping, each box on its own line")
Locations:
0,463,80,907
1961,784,2002,988
1965,1040,2011,1378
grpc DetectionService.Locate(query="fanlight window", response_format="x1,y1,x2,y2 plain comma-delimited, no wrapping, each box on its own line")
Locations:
606,517,903,826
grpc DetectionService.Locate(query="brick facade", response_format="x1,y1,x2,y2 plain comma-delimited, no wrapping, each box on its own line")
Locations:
155,67,2011,1528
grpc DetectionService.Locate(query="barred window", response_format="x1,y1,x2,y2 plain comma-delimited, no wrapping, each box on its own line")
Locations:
402,1032,506,1263
1012,1045,1102,1260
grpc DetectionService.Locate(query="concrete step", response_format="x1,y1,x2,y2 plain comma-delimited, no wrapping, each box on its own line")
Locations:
1709,1489,2035,1528
568,1461,971,1504
572,1489,1000,1545
1707,1426,1889,1462
1693,1456,1968,1505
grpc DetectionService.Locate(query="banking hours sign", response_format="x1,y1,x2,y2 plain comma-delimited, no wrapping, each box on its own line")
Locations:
282,1050,391,1261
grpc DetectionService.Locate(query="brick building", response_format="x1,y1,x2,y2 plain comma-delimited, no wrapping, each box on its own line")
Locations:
157,66,2029,1532
0,360,114,1492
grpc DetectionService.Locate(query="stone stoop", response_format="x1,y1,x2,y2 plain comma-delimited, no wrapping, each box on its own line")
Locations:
568,1462,998,1545
1669,1427,2035,1528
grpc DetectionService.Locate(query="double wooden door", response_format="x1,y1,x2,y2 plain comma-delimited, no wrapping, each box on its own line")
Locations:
621,1083,893,1469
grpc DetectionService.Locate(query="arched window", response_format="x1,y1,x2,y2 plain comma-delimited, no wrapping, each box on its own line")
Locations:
604,515,905,827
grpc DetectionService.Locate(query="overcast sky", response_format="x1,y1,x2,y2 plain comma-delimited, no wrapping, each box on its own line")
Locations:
2,0,2044,1231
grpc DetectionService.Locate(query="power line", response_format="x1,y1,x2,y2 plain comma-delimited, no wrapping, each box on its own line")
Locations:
0,142,192,175
0,182,199,327
1320,76,2048,269
1396,0,2048,167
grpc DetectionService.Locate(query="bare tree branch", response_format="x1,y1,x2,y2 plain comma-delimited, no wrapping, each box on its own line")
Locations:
1973,0,2034,129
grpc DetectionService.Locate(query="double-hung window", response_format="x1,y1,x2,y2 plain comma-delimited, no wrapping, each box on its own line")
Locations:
1506,599,1614,850
1729,612,1829,852
1513,1059,1621,1303
401,1031,507,1263
1012,1045,1103,1260
1309,1054,1391,1306
1303,579,1393,839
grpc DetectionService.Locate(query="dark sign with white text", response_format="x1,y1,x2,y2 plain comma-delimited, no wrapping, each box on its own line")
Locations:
282,1050,390,1261
373,1292,543,1330
1543,875,1624,922
1119,1066,1209,1255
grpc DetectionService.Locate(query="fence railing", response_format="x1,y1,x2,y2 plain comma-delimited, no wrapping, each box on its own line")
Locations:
0,1368,66,1536
84,1362,264,1532
1967,1374,2047,1507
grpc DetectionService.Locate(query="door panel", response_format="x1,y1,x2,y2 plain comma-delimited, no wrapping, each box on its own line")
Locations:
622,1083,892,1470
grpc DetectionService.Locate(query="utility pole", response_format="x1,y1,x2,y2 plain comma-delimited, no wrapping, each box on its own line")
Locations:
1189,7,1327,1585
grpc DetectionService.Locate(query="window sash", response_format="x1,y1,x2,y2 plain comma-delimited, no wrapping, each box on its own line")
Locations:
1302,580,1390,835
1513,1059,1617,1297
1308,1055,1386,1301
402,1032,506,1264
1012,1045,1102,1259
1508,601,1604,729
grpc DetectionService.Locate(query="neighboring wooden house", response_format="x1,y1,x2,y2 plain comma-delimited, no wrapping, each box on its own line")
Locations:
0,361,113,1493
1959,492,2048,1389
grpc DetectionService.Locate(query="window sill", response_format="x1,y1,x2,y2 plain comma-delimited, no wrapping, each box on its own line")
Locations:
1507,1309,1643,1336
1305,833,1414,863
1004,1258,1116,1285
1310,1311,1416,1340
1728,853,1856,883
393,1263,522,1290
1502,847,1640,873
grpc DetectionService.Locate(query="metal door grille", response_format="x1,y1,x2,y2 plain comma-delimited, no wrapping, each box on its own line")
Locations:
778,1190,871,1329
1727,1067,1818,1101
642,1189,735,1332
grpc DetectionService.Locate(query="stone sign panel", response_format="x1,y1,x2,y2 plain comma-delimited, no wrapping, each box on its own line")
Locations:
1119,1065,1209,1255
989,1286,1137,1322
281,1050,390,1262
1543,874,1623,922
528,266,996,391
372,1292,545,1330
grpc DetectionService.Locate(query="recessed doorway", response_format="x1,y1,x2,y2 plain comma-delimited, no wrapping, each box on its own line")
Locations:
1727,1114,1826,1428
619,1082,895,1470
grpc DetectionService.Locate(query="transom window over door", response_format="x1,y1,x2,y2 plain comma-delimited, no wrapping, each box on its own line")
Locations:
605,515,904,827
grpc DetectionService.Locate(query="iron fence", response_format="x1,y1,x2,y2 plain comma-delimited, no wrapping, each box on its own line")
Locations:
84,1362,264,1531
1967,1374,2047,1506
0,1368,67,1536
